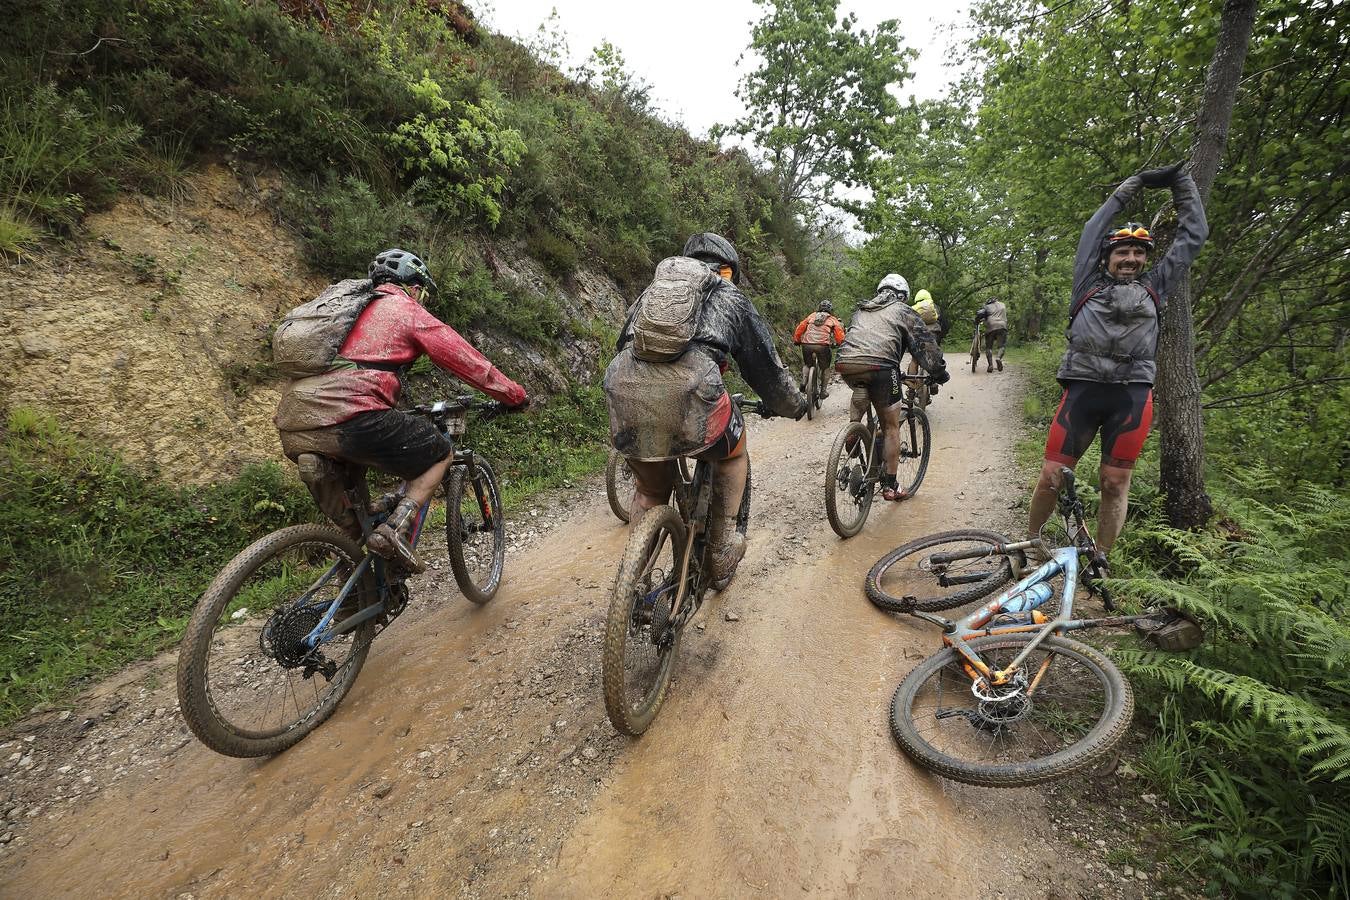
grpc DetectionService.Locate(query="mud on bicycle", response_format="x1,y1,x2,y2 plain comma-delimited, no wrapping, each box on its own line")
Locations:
602,394,769,736
176,396,507,758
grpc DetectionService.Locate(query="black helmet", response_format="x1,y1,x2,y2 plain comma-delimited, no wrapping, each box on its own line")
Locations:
681,232,740,284
369,248,437,293
818,300,833,313
1100,222,1155,262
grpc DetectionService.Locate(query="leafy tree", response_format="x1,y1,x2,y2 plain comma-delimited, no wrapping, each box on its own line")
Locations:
720,0,912,221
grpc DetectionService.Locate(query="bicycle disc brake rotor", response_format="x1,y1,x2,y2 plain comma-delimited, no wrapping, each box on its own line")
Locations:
261,603,326,669
968,672,1032,731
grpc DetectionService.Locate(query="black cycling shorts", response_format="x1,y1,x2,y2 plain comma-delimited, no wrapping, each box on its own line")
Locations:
335,409,453,480
1045,380,1154,469
802,344,832,369
838,363,904,410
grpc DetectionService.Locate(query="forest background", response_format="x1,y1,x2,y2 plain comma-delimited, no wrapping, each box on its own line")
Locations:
2,0,1346,895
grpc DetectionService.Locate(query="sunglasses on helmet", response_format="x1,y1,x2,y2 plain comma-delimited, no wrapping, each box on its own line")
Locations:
1108,224,1152,243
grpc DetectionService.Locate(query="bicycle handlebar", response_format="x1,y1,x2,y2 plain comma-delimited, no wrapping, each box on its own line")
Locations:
410,396,502,422
730,392,773,418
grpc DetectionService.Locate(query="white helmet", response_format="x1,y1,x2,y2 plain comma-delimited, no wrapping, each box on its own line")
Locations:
877,274,909,297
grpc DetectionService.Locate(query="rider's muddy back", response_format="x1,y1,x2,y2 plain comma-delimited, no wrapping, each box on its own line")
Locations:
272,279,380,378
630,257,720,362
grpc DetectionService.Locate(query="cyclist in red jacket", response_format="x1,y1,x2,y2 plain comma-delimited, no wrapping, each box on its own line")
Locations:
793,301,846,398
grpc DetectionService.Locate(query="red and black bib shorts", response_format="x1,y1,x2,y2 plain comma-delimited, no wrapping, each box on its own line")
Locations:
1044,380,1153,470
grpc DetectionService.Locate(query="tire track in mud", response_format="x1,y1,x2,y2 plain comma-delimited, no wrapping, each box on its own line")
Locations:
1,365,1127,899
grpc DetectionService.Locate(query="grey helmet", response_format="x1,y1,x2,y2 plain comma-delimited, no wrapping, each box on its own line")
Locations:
682,232,740,284
369,248,437,294
877,274,909,298
818,300,834,313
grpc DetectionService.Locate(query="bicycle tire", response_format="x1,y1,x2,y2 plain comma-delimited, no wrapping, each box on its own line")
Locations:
813,364,824,411
446,458,506,605
605,448,633,523
890,633,1134,787
825,420,874,538
894,406,932,499
176,524,376,758
866,528,1017,613
603,505,686,736
735,457,753,535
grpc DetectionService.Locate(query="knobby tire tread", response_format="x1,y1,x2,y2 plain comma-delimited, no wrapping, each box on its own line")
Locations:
605,448,631,523
825,421,874,539
446,459,505,605
865,528,1016,613
889,634,1134,787
897,407,932,498
602,505,686,736
176,524,375,758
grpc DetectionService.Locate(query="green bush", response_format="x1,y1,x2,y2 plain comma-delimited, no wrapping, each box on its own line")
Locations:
0,408,314,724
278,175,421,277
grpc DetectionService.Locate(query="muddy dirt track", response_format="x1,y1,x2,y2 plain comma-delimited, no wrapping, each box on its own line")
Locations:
2,364,1120,899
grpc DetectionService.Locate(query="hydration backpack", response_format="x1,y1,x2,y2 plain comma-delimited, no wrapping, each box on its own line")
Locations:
272,279,380,378
630,257,720,362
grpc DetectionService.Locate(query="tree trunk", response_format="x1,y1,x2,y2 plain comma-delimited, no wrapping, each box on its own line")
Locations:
1156,0,1257,529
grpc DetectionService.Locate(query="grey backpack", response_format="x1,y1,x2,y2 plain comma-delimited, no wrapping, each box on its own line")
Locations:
272,279,380,378
631,257,719,362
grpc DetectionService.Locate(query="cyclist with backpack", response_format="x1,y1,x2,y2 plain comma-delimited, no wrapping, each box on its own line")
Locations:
1026,161,1208,559
273,249,529,573
792,300,845,399
907,290,945,394
974,297,1009,372
835,274,950,501
604,232,806,590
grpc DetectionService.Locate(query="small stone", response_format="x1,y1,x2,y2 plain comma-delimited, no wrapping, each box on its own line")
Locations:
1136,871,1148,881
581,747,599,761
417,751,432,760
0,833,12,845
57,765,72,774
1095,839,1107,848
724,612,740,622
230,608,249,621
1123,867,1134,878
370,780,394,799
22,736,34,743
410,820,424,829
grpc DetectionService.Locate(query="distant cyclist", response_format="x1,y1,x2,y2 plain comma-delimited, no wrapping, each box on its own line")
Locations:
836,274,950,501
1027,161,1208,560
908,290,944,392
974,297,1008,372
793,300,845,398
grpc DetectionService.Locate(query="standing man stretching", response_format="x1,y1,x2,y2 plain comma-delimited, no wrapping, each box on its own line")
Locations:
1027,162,1208,559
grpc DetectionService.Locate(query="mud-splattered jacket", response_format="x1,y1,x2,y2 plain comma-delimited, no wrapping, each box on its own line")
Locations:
793,312,845,346
274,283,527,431
1057,173,1209,385
605,278,805,460
837,290,947,373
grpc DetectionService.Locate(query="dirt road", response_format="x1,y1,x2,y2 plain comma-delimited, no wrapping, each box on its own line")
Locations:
2,364,1114,898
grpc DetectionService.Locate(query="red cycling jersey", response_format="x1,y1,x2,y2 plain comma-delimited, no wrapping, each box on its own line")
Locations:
274,283,526,430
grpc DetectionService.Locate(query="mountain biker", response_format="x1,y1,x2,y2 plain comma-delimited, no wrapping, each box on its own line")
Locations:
974,297,1008,372
1027,161,1209,560
793,300,845,398
605,232,807,590
274,248,529,573
836,274,950,501
908,290,944,392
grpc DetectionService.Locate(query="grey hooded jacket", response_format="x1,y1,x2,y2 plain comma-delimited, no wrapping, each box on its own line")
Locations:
1057,173,1209,385
837,289,947,374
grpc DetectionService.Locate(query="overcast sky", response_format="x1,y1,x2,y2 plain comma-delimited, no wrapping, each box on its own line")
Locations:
476,0,973,139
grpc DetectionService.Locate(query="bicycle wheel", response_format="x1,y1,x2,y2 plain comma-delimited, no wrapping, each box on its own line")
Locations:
805,366,817,420
890,633,1134,787
605,448,634,523
825,420,875,538
813,365,824,411
735,457,753,535
446,458,506,605
177,525,376,758
603,505,686,735
893,406,931,499
866,528,1018,613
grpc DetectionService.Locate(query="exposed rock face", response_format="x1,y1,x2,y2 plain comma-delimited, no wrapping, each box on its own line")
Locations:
1,165,630,485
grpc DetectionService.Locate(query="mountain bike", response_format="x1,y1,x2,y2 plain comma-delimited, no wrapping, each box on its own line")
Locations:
882,467,1169,786
605,447,690,524
803,352,827,420
177,396,507,758
824,374,935,538
602,394,766,736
